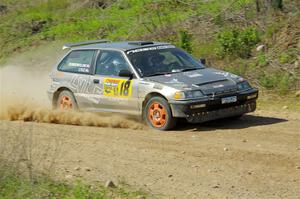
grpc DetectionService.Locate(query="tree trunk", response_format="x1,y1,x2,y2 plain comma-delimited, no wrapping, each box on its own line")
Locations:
255,0,260,12
272,0,283,10
260,0,284,11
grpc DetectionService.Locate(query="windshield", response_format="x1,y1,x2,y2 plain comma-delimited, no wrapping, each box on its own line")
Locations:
126,47,204,77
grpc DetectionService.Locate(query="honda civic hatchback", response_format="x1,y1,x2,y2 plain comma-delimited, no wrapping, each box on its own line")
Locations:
48,40,258,130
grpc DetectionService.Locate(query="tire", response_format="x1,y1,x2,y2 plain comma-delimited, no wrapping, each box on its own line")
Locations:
56,90,78,110
144,96,177,131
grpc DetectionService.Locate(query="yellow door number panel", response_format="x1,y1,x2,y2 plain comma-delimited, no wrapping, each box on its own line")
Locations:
103,78,132,98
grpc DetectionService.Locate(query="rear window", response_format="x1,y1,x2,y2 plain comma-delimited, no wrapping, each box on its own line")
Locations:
58,50,95,74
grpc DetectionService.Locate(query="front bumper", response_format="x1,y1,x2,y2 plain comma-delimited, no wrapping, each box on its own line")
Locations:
169,88,258,123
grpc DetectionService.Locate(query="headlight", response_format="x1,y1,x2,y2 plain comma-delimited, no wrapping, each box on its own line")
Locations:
237,81,251,91
173,90,204,100
173,91,185,100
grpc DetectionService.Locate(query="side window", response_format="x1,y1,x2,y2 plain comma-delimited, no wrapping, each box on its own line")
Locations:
95,50,131,76
58,50,95,74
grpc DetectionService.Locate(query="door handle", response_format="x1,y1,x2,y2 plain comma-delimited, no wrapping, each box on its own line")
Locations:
93,79,99,84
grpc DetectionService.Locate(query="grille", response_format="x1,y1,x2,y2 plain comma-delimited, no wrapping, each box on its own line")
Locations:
197,80,237,97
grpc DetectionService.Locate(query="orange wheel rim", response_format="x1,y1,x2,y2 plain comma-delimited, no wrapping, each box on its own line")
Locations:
60,96,73,110
148,102,167,128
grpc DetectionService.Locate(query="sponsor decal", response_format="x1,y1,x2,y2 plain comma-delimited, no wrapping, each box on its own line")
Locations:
214,71,239,79
213,84,224,88
164,78,180,84
186,73,203,78
68,62,90,68
77,68,89,73
103,78,132,98
126,45,175,54
70,75,103,95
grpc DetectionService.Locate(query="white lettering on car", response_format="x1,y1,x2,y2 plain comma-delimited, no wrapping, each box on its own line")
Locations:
186,73,203,78
68,62,90,68
70,75,103,96
213,84,225,88
126,45,175,54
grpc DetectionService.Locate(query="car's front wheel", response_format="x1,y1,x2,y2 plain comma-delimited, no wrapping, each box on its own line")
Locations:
57,90,78,111
144,96,177,131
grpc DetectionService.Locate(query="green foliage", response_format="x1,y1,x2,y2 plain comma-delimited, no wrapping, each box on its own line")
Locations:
216,27,260,58
265,23,281,38
213,14,223,26
257,52,268,67
224,63,248,77
0,175,145,199
0,0,192,60
195,42,218,59
178,30,193,53
259,73,294,95
279,52,293,64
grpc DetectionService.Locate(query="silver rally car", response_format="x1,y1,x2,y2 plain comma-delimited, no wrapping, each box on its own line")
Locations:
48,40,258,130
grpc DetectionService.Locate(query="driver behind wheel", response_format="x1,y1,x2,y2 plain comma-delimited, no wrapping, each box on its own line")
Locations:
149,54,168,71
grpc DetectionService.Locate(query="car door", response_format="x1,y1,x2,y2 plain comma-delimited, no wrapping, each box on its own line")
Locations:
88,49,140,115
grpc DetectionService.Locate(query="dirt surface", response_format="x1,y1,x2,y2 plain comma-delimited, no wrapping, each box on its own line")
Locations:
1,109,299,199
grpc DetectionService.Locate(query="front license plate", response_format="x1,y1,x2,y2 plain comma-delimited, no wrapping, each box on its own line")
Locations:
221,96,237,104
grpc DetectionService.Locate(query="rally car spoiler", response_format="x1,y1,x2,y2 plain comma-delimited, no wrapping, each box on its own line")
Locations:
62,39,111,50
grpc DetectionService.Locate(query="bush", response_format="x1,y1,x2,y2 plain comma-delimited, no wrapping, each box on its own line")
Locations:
278,52,296,64
224,63,248,77
178,30,193,54
217,27,260,58
259,72,294,94
257,52,268,67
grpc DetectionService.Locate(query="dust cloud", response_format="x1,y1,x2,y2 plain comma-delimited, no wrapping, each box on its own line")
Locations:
0,42,145,130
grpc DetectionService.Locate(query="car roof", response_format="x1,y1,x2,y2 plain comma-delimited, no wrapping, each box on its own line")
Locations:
69,41,171,51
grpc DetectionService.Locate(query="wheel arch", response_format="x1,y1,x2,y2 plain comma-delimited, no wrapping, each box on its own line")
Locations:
142,92,168,115
142,92,177,130
52,87,74,108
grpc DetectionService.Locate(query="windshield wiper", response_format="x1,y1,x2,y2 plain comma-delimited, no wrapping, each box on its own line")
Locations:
145,71,172,77
145,68,202,77
179,68,200,72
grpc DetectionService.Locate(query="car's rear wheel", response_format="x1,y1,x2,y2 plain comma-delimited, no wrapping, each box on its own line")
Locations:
144,97,177,131
57,90,78,111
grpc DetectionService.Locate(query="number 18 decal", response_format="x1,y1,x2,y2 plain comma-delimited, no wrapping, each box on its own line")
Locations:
103,78,132,98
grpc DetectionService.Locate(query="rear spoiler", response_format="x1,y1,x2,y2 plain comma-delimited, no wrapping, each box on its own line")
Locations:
62,39,111,50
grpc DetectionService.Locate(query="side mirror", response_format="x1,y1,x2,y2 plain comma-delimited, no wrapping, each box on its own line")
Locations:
199,58,206,65
119,69,133,78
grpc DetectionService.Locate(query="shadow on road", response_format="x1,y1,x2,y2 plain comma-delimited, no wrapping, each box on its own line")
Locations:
175,115,288,131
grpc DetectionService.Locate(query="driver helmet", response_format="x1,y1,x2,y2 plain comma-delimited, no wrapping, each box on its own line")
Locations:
150,54,165,66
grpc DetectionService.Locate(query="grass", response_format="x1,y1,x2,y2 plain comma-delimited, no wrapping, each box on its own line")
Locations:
0,0,193,61
0,174,146,199
0,0,248,61
258,72,295,95
257,93,300,112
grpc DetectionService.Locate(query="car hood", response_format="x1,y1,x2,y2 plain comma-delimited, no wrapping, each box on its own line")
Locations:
145,68,243,94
